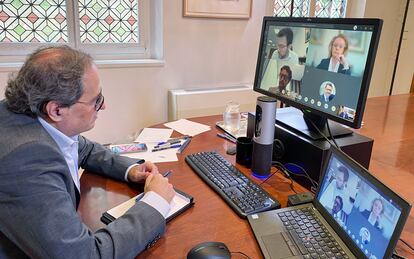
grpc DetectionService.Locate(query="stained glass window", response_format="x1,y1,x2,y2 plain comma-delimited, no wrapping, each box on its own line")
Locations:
78,0,139,44
0,0,68,43
273,0,346,18
292,0,310,17
0,0,140,44
273,0,292,17
315,0,346,18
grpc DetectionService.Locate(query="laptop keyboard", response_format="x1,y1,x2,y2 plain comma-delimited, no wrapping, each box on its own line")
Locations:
278,207,350,259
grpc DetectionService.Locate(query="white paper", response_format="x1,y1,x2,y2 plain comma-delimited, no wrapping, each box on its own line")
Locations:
134,128,173,143
105,192,191,220
164,119,211,136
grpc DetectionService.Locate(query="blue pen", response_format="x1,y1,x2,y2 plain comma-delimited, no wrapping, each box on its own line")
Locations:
152,144,181,152
163,170,173,177
157,136,190,145
154,139,181,148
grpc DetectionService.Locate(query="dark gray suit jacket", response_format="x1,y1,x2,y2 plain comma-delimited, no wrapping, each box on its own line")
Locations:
0,100,166,258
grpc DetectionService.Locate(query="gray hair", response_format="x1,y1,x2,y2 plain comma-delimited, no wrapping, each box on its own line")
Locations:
5,45,93,117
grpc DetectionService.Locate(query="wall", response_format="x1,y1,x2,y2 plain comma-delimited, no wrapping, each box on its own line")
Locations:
0,0,411,143
393,0,414,95
363,0,408,97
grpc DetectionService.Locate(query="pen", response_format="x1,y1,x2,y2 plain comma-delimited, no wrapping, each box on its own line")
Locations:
152,144,181,152
163,170,173,177
154,139,181,148
157,135,191,145
177,138,191,154
217,133,237,144
136,170,173,202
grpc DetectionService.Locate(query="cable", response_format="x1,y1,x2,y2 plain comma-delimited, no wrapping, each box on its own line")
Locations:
400,238,414,252
231,251,251,258
273,161,318,193
326,120,340,149
301,109,340,149
258,170,278,186
260,165,298,194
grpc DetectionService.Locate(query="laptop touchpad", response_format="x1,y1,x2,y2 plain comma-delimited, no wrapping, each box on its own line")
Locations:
261,233,299,259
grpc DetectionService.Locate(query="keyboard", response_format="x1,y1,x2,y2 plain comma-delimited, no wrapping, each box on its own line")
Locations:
278,207,349,258
185,151,280,218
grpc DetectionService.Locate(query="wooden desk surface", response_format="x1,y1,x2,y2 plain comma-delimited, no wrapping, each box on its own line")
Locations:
79,94,414,258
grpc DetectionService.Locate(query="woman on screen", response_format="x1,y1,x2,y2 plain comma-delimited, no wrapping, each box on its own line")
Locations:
317,34,351,75
361,198,384,231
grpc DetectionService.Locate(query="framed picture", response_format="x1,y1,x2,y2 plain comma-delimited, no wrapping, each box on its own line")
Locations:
341,30,367,52
183,0,252,19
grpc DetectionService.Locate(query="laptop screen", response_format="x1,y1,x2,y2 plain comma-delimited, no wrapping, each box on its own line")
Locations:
316,151,403,259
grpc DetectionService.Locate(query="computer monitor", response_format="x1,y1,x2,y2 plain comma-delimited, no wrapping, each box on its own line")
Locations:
253,17,382,140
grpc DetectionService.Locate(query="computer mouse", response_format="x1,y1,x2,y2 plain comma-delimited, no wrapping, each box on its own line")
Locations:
187,241,231,259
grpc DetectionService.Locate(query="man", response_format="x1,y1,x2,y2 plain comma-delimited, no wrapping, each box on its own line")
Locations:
319,165,350,212
261,28,298,91
269,65,292,94
271,28,299,63
320,82,335,102
0,46,175,258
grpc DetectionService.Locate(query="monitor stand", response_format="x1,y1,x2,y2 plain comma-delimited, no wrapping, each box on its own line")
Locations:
276,107,353,140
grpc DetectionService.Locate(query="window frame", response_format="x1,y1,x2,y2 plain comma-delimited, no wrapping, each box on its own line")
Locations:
0,0,159,66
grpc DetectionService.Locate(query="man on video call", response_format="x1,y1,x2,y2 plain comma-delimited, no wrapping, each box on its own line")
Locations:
269,65,292,94
270,28,299,63
0,45,175,258
320,82,336,102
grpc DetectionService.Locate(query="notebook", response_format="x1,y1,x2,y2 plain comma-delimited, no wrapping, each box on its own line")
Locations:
248,146,411,259
101,189,194,224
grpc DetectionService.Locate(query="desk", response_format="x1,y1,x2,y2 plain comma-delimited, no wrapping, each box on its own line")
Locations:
79,94,414,258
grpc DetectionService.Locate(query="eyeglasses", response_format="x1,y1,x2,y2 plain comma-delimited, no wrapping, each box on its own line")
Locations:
77,91,105,111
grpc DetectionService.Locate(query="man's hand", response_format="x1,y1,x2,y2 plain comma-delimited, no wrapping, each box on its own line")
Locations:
144,174,175,203
127,161,159,183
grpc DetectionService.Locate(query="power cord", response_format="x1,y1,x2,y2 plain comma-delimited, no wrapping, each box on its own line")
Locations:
301,109,340,149
326,120,340,148
273,161,318,193
258,170,278,186
400,238,414,252
231,251,251,258
259,166,298,194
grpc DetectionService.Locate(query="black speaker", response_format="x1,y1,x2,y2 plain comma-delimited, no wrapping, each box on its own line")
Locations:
251,96,277,178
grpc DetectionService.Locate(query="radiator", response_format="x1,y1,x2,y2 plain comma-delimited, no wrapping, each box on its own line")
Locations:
168,85,261,121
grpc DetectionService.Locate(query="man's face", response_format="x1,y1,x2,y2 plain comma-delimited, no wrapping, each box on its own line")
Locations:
276,36,289,59
324,85,333,96
336,172,345,189
279,69,290,88
59,64,106,136
332,197,342,213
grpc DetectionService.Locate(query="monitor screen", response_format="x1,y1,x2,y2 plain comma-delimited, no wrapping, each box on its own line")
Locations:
253,17,382,136
316,149,409,259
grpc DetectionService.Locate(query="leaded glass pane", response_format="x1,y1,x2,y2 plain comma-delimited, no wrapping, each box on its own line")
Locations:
315,0,331,17
0,0,68,43
292,0,310,17
315,0,346,18
330,0,347,18
78,0,139,44
273,0,292,17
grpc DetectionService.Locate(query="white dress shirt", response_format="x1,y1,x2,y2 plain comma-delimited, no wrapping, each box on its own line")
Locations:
38,117,171,218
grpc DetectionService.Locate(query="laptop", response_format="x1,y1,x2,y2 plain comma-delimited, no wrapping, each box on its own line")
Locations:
248,146,411,259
